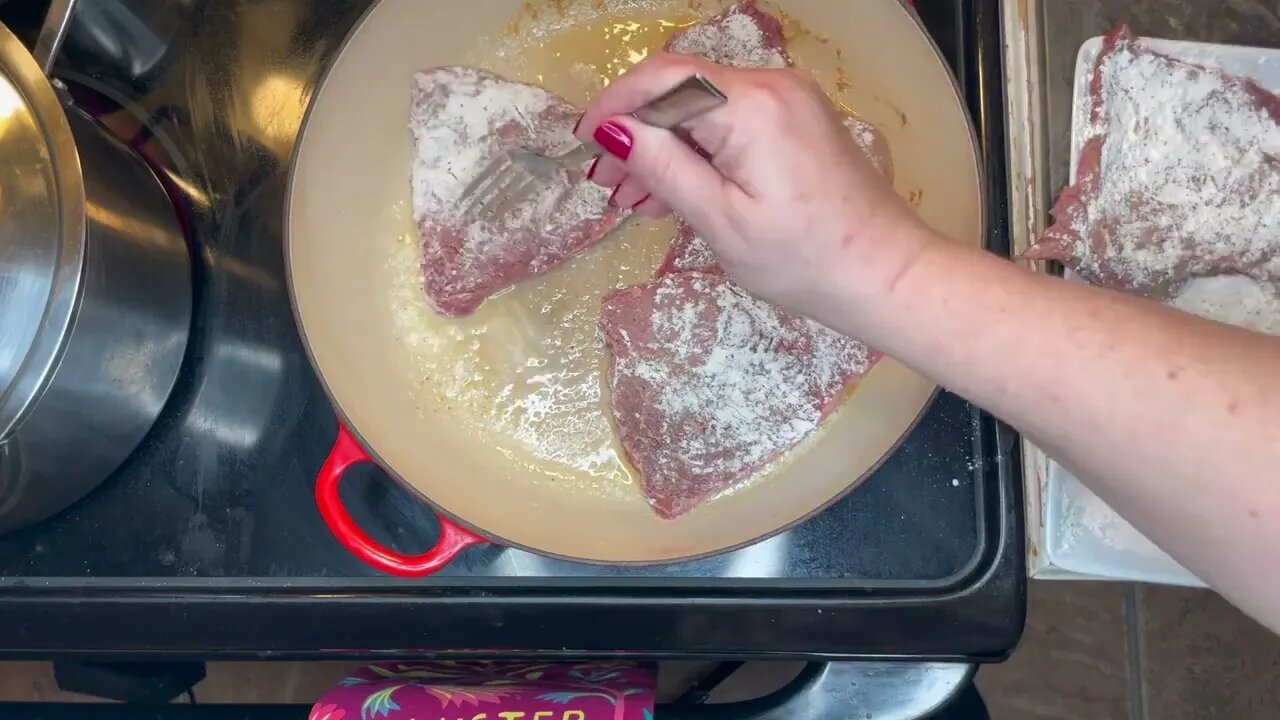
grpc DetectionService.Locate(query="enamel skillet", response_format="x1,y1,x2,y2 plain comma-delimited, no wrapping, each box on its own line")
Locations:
284,0,984,575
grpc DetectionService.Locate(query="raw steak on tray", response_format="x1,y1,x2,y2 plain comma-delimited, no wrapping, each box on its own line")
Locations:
410,66,624,317
1026,26,1280,297
599,272,879,519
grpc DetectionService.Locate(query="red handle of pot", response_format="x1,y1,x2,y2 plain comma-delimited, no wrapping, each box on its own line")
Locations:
315,424,486,577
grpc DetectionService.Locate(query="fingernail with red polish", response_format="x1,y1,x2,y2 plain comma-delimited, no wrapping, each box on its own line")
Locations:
630,193,650,210
586,156,601,181
594,121,633,161
607,185,622,207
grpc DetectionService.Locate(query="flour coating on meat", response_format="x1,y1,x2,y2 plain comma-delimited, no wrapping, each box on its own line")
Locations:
598,2,886,518
656,220,724,277
410,66,623,316
599,273,878,518
1027,26,1280,296
666,0,790,68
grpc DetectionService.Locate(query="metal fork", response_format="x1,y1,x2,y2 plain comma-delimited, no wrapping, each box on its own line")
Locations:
459,75,727,221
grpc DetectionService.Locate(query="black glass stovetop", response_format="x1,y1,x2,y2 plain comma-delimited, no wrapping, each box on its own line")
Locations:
0,0,1015,589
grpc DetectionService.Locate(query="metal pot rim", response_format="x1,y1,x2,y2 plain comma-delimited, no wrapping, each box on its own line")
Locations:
0,23,87,440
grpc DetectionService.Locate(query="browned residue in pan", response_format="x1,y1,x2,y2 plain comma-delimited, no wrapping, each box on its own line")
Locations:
872,94,910,128
777,6,830,48
834,47,851,94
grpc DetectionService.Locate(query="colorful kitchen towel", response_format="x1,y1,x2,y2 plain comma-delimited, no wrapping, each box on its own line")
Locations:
310,660,656,720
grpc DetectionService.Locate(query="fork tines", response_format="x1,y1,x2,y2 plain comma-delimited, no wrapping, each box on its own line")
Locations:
460,151,538,221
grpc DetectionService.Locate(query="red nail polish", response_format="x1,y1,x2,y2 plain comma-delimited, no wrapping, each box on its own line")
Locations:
594,121,633,160
630,193,651,210
586,156,600,181
607,185,622,207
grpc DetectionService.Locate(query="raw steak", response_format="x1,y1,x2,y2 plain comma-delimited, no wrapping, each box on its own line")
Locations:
665,0,791,69
410,66,624,316
1026,26,1280,297
656,116,894,278
599,272,880,518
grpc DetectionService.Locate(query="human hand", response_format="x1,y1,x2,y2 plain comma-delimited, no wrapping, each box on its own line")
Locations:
576,52,940,325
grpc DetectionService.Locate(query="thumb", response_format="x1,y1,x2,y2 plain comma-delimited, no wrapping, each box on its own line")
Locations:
597,116,734,234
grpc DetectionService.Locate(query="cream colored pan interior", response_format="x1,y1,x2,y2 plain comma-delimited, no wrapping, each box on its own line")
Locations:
287,0,983,563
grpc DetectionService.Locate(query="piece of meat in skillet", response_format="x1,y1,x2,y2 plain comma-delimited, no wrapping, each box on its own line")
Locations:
599,272,880,519
410,66,625,317
597,1,886,518
655,218,723,277
1025,25,1280,297
665,0,791,68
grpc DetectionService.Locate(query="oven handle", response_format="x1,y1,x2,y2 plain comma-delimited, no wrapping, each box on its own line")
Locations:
315,423,486,577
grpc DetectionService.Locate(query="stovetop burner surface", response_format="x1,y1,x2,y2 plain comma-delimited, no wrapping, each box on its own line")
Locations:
0,0,1006,588
0,0,1023,661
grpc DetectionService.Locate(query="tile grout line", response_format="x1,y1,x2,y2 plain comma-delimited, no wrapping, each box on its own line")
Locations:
1123,584,1148,720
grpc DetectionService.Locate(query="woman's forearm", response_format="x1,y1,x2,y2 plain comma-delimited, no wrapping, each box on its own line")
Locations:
845,236,1280,628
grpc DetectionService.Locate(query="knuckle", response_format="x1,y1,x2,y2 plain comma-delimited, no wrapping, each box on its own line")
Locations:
788,68,822,88
644,148,678,186
641,50,704,79
777,69,822,101
743,69,819,115
742,82,789,115
638,49,680,71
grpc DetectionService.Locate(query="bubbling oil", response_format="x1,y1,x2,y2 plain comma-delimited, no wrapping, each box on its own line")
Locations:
507,16,699,96
390,0,907,498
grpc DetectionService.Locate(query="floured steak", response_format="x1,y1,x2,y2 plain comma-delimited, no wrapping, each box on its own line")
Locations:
1026,26,1280,296
655,219,723,277
665,0,790,68
599,272,880,518
410,66,625,316
597,1,887,517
